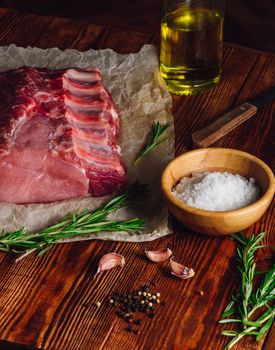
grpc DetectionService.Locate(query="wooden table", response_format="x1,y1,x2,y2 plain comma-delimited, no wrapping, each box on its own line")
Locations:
0,8,274,350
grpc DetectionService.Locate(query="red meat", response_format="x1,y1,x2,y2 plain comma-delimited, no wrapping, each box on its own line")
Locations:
0,66,126,203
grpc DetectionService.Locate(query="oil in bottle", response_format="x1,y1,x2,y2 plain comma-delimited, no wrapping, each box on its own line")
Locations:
160,7,223,95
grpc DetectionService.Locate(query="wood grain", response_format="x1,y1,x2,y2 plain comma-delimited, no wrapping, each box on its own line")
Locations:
2,0,275,53
192,103,258,148
263,321,275,350
0,9,274,350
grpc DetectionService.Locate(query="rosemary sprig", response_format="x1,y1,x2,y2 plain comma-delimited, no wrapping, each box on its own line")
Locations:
0,183,148,257
235,232,266,326
133,121,171,166
219,232,275,349
222,308,275,349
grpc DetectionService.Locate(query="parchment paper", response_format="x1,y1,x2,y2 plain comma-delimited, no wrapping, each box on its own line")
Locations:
0,44,174,242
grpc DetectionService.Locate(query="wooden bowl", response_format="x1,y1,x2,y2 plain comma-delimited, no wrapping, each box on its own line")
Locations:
161,148,275,236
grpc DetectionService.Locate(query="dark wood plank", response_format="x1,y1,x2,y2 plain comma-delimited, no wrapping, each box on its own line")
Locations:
171,45,259,154
0,10,53,47
0,9,274,350
33,18,105,51
2,0,275,53
0,340,33,350
263,322,275,350
98,28,153,53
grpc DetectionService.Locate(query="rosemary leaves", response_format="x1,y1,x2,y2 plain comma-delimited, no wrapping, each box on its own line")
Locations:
219,232,275,349
0,182,148,258
133,121,171,166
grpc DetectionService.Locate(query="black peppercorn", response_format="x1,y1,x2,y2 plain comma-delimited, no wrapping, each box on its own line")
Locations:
125,325,133,332
106,284,165,334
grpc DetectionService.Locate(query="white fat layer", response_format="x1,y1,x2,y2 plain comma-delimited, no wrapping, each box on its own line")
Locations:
63,79,106,97
64,69,100,82
72,135,110,152
64,97,107,111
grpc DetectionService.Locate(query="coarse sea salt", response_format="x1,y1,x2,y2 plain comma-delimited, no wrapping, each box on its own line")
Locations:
172,171,260,211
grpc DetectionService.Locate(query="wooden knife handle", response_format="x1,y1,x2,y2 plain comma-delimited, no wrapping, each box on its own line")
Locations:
192,102,258,148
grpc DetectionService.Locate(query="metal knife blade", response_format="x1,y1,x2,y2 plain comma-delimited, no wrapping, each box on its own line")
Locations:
192,86,275,148
249,85,275,108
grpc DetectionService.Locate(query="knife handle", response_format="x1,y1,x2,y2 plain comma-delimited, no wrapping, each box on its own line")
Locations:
192,102,258,148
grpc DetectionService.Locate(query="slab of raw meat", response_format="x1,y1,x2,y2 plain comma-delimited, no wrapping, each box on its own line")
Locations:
63,68,125,197
0,67,126,203
0,115,89,203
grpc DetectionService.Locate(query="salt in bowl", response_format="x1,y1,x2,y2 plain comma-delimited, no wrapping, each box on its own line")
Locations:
161,148,275,236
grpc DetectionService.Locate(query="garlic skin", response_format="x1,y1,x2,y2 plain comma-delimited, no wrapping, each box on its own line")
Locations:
94,253,125,279
145,248,172,262
170,257,195,279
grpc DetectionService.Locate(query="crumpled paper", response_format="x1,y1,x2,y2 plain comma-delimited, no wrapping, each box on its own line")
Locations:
0,44,174,242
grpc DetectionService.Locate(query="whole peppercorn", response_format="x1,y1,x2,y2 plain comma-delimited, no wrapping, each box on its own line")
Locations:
126,325,133,333
106,284,165,334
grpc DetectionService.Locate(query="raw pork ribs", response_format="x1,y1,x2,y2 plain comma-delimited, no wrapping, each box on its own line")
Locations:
0,66,126,203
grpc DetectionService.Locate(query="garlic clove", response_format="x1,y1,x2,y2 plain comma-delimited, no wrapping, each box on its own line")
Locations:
94,253,125,279
170,257,195,279
145,248,172,262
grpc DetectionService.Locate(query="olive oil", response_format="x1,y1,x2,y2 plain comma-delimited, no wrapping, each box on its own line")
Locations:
160,7,223,95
